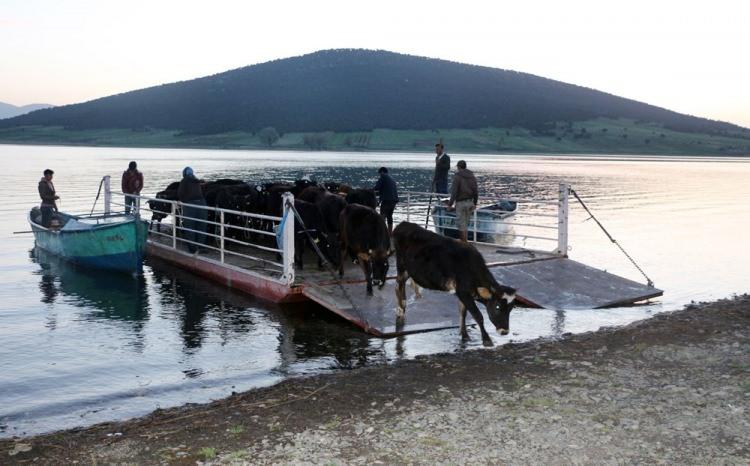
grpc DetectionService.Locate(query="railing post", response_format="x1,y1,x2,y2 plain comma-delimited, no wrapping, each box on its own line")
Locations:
103,175,111,215
171,202,177,249
281,192,296,286
220,210,225,263
406,192,411,223
473,206,478,243
557,183,569,256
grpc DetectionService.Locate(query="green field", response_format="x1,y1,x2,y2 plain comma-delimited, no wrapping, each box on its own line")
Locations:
1,118,748,155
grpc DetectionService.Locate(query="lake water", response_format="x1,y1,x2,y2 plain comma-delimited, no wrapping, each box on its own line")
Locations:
1,144,748,437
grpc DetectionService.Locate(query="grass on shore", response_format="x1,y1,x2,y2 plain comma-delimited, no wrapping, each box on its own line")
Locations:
0,118,748,155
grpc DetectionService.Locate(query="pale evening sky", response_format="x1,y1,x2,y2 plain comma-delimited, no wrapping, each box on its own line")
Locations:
1,0,748,127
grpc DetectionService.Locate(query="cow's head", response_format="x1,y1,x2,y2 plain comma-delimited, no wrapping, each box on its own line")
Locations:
479,285,516,335
369,248,390,289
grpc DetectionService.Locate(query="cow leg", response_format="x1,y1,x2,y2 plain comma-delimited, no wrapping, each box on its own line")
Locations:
360,258,373,295
395,271,408,318
409,278,423,299
457,292,493,346
458,300,469,340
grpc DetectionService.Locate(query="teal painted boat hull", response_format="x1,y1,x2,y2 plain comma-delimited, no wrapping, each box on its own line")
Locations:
29,212,149,273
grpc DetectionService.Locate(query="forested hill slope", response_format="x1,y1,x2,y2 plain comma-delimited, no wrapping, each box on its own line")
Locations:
0,49,743,135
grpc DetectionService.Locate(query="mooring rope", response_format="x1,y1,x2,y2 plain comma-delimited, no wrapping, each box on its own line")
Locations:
284,200,371,331
570,188,655,288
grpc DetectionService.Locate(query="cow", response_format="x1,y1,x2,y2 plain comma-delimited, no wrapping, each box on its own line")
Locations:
345,188,377,209
315,191,346,268
291,199,331,270
214,184,262,240
297,185,328,203
291,178,318,196
339,204,391,295
392,222,517,345
147,181,180,230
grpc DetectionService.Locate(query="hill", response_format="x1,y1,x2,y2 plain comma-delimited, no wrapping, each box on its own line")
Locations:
0,102,54,120
0,49,745,136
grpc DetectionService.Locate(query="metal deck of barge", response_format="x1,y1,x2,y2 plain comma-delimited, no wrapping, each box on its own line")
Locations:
110,181,663,337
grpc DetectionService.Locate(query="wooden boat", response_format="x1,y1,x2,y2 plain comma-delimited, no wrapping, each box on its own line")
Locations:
432,200,517,242
28,208,149,273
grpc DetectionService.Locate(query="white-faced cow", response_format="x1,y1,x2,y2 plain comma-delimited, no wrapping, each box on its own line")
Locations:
392,222,516,345
339,204,391,295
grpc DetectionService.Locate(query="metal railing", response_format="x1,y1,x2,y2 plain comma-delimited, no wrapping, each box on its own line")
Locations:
397,183,570,255
106,182,296,286
97,176,570,287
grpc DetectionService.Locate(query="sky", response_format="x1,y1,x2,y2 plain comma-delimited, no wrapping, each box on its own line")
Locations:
1,0,748,127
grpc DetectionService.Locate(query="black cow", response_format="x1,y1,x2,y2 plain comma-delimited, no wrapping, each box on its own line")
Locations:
316,192,346,267
202,179,246,207
215,184,262,240
339,204,391,295
297,185,328,203
322,181,342,193
345,188,377,209
291,199,332,270
291,178,318,196
392,222,517,345
147,181,180,229
262,183,295,217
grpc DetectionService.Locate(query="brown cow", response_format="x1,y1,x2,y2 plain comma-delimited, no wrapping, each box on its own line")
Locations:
393,222,516,345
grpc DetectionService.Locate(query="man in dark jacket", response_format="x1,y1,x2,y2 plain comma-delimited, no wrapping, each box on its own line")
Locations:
178,167,207,253
432,142,450,194
373,167,399,234
38,169,59,227
447,160,478,243
121,161,144,214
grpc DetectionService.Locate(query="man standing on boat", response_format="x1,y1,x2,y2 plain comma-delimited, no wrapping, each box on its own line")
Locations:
447,160,478,243
432,142,451,194
38,169,59,227
121,161,144,215
178,167,207,254
373,166,399,235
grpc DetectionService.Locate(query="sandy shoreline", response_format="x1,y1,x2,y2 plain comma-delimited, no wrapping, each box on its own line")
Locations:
3,295,749,464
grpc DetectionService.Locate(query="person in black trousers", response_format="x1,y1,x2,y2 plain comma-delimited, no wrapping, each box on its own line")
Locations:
177,167,207,253
373,166,399,235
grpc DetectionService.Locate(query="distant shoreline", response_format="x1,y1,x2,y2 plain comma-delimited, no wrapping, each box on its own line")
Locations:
1,140,749,159
1,119,749,157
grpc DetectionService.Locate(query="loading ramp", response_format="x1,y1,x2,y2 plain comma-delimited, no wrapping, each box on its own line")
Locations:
301,256,663,337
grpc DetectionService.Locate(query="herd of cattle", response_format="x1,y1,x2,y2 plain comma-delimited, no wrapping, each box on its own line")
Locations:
146,178,516,344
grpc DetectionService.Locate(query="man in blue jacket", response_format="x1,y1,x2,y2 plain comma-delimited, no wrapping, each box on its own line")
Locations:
373,166,399,235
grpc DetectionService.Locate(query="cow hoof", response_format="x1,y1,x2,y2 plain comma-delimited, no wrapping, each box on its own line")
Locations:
482,338,494,347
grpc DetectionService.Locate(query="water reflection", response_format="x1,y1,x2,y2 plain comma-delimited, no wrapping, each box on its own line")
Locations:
5,147,750,438
148,261,259,353
31,247,150,323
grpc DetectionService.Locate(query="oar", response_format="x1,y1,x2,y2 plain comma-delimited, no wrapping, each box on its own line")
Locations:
13,230,34,234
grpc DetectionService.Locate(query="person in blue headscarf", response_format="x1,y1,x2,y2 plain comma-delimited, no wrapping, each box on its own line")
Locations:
178,167,207,253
